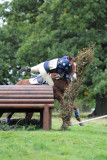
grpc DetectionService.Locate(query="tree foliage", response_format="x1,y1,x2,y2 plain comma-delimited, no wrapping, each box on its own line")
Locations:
0,0,44,84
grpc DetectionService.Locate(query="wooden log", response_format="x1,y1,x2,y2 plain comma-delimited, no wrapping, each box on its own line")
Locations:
0,99,54,104
0,104,54,108
0,85,52,91
0,95,53,99
0,91,53,95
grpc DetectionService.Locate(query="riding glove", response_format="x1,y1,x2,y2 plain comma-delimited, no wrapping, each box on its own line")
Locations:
20,67,31,73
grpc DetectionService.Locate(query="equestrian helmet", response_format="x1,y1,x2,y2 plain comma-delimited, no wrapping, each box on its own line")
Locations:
60,59,71,71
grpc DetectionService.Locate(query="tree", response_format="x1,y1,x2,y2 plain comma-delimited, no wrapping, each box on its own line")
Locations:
17,0,107,114
0,0,44,84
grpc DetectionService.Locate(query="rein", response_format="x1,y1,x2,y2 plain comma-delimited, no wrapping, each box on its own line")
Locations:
52,73,64,80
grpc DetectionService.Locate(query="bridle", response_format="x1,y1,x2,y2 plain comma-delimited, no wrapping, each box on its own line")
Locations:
51,61,77,82
69,60,77,82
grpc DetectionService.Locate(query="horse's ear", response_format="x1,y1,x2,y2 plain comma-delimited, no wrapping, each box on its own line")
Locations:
73,56,78,61
75,56,78,61
68,55,72,61
74,56,78,61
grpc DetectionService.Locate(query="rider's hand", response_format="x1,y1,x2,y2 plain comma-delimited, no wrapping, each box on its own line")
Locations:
19,67,31,73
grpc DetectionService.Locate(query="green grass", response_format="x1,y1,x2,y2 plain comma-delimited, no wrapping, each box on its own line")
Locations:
0,112,107,160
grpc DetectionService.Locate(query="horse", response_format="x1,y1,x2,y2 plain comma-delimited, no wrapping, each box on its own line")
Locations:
1,55,84,126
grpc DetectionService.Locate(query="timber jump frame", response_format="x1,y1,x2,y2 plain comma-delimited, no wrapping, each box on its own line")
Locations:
0,85,54,131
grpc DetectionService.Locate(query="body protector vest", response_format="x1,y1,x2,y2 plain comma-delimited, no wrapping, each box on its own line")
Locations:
44,58,71,79
48,58,59,70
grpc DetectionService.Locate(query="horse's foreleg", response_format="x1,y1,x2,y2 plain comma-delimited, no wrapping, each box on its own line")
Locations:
67,100,72,125
67,102,84,126
73,105,84,126
74,105,80,121
60,97,72,130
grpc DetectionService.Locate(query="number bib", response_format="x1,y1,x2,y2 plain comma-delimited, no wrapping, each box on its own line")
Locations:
48,58,58,70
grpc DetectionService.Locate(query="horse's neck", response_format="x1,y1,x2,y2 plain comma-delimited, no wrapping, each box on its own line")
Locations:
53,79,68,92
51,73,60,79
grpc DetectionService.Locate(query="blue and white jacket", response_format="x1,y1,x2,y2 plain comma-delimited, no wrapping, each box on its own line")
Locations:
44,56,71,79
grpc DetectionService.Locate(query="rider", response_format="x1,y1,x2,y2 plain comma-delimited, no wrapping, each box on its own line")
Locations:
21,56,72,87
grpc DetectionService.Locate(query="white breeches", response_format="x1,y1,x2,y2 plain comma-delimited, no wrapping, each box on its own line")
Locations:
31,63,54,87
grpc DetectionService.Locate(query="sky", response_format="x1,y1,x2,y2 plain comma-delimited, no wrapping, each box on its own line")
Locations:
0,0,11,4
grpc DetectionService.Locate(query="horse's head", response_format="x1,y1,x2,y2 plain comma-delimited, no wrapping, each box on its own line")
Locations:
68,55,78,82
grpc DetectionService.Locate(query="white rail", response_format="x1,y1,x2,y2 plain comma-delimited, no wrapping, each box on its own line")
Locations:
71,115,107,126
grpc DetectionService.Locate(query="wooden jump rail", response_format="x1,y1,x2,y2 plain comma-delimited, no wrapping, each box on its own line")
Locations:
0,85,54,131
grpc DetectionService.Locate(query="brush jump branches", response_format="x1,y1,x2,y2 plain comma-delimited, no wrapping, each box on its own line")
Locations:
60,45,95,130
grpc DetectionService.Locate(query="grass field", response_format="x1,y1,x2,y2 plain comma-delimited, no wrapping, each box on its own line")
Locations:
0,112,107,160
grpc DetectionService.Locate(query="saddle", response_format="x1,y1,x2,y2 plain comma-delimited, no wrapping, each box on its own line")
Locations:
29,74,47,85
29,73,61,85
